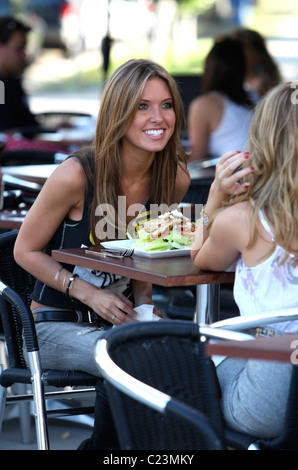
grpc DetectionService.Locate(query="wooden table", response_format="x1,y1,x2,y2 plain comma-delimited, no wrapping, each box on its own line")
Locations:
52,247,235,324
205,333,298,363
36,129,94,149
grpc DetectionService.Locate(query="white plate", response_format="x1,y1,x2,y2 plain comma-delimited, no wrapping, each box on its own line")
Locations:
101,239,191,258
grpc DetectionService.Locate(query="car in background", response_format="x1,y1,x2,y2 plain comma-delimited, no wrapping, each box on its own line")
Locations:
21,0,154,57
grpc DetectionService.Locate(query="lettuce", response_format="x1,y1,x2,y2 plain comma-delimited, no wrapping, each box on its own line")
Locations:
135,228,193,252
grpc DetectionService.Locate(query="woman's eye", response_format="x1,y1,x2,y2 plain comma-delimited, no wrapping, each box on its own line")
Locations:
138,103,148,110
162,102,173,109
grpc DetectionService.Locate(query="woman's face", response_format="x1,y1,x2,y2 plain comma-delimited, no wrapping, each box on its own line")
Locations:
122,77,176,156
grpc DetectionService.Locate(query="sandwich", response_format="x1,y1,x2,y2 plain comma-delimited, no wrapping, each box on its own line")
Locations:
135,209,195,251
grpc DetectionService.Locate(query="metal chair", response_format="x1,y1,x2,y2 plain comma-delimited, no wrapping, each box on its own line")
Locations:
0,230,98,450
95,320,228,450
210,308,298,450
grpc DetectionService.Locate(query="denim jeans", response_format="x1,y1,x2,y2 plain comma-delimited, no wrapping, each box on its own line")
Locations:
35,320,106,377
30,307,121,449
217,357,292,438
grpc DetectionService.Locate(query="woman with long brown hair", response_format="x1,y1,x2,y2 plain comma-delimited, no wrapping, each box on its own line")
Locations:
14,58,190,448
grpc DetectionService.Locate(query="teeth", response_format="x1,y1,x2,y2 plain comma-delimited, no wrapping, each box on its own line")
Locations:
144,129,164,136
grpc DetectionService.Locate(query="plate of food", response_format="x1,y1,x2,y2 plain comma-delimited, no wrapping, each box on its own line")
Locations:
102,209,195,258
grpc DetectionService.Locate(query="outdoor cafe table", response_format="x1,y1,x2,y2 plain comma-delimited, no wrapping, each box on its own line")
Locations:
0,165,59,229
1,164,58,184
205,333,298,363
52,247,235,324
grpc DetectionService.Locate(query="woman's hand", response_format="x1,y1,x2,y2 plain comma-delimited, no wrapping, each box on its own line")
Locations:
212,150,253,200
86,285,138,326
191,150,253,258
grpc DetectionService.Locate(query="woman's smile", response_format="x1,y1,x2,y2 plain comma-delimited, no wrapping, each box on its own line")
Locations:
143,128,166,138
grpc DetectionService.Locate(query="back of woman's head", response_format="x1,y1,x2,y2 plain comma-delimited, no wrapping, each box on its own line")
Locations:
249,82,298,189
228,28,281,91
202,39,250,106
244,82,298,261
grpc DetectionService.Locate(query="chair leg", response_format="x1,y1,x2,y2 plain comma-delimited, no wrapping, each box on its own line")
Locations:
27,351,50,450
0,382,7,434
1,339,33,444
16,383,33,444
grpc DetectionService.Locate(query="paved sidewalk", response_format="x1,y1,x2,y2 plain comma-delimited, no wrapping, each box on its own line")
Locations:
0,416,92,451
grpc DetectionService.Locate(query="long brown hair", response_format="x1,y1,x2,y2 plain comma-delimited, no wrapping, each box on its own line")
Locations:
82,59,187,244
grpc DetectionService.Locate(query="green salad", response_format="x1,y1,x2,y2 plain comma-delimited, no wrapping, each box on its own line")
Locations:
131,210,195,252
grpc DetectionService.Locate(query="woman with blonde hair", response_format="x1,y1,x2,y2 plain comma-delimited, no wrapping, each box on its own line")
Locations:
14,58,190,448
191,82,298,438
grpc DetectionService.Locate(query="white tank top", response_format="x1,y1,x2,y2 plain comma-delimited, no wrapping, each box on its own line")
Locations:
234,210,298,333
209,95,253,157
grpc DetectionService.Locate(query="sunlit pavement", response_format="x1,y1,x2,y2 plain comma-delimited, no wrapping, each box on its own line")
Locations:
0,417,93,451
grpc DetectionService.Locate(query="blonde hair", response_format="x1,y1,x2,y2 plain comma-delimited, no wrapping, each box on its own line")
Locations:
85,59,186,243
231,82,298,264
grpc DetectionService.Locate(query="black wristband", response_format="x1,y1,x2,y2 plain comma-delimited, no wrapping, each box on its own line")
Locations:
65,274,79,301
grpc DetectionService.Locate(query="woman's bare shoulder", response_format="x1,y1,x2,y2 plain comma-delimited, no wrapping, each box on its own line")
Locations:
189,92,223,112
213,201,252,246
49,156,86,190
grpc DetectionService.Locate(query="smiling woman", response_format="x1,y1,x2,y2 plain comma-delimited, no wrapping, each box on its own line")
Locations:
123,77,176,156
14,58,190,449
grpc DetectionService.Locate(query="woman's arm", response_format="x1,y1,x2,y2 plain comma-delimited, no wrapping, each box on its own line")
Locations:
14,158,83,287
192,203,250,271
187,93,223,163
14,158,137,324
191,151,254,266
187,96,211,163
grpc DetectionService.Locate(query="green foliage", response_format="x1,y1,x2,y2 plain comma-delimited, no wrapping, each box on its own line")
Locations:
173,0,217,14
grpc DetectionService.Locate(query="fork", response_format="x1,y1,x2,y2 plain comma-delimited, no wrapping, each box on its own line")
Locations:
103,248,134,257
85,247,134,259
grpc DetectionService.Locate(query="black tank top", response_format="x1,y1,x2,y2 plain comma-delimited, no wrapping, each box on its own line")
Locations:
31,154,95,310
32,154,176,309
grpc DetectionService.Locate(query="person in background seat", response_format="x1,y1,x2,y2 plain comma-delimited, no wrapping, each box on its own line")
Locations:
187,39,254,163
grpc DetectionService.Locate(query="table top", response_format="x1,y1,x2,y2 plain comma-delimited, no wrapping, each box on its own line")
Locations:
1,164,58,183
36,129,94,147
205,333,298,363
52,247,235,287
0,209,26,229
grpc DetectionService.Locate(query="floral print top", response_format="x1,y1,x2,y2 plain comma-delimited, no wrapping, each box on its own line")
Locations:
233,209,298,333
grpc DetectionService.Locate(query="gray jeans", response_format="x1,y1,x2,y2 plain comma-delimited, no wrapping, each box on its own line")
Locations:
35,320,106,377
217,357,293,438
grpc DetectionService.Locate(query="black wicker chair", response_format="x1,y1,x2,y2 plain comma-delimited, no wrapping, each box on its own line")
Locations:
95,320,227,450
0,230,98,450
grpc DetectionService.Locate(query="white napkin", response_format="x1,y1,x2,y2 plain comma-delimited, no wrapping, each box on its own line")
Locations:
134,304,161,322
113,304,161,327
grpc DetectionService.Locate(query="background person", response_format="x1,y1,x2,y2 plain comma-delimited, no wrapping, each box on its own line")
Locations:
187,39,254,163
0,16,39,135
224,27,282,102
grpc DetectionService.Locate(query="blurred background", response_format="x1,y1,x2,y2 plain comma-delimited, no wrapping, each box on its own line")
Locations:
1,0,298,117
